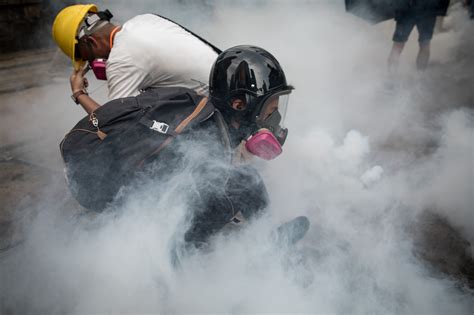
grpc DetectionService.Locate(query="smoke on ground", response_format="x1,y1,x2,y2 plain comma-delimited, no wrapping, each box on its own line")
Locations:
0,0,473,313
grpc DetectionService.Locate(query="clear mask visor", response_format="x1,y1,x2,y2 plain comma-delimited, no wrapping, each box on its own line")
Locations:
255,92,290,132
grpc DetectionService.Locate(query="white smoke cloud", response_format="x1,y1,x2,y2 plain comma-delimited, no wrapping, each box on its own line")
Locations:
415,109,474,243
1,0,473,313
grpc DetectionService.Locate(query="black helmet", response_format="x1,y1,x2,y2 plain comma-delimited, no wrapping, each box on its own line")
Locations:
209,45,293,123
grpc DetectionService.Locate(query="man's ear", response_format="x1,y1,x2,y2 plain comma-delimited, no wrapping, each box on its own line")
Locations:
231,98,246,111
85,35,99,49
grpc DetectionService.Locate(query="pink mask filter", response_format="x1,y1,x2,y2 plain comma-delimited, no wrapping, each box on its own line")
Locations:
90,59,107,80
245,128,283,160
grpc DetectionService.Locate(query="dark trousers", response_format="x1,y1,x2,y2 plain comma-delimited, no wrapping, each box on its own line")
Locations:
393,12,437,43
471,0,474,19
184,165,269,246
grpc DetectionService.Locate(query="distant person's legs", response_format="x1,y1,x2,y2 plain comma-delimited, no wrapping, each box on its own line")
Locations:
416,42,431,70
388,14,416,71
388,42,405,70
435,16,446,32
470,0,474,19
415,15,437,71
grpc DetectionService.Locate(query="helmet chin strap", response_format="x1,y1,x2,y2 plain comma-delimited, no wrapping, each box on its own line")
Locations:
77,10,114,39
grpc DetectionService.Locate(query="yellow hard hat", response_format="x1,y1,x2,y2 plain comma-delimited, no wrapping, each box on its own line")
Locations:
52,4,98,70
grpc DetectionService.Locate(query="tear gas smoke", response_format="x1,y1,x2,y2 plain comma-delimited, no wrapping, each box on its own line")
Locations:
0,0,473,313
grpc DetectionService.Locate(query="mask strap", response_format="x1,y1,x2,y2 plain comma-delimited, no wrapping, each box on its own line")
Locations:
109,26,121,48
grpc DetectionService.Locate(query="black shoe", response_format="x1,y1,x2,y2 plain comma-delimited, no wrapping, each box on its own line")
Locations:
273,216,310,247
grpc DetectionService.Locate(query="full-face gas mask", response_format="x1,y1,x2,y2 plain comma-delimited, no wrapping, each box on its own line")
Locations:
209,45,294,160
75,10,113,80
242,91,291,160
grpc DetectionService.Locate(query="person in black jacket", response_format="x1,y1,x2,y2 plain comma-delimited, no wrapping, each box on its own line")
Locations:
61,45,296,248
183,45,295,247
465,0,474,19
388,0,450,70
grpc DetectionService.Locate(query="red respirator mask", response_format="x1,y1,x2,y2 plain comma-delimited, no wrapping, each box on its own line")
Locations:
90,58,107,80
245,128,287,160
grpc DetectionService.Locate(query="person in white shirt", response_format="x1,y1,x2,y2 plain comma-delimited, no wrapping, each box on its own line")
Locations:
52,4,219,114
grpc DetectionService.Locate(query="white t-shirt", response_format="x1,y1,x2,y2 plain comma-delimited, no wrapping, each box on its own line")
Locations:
106,14,218,100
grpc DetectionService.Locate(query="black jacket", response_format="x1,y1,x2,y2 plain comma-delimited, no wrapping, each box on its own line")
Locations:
395,0,450,18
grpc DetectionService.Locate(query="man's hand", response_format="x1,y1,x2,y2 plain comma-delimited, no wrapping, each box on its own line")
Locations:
70,65,89,93
232,140,254,165
68,64,101,114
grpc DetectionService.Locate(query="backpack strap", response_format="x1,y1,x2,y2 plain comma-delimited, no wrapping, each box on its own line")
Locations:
138,116,178,136
175,96,210,133
152,14,222,55
138,96,210,167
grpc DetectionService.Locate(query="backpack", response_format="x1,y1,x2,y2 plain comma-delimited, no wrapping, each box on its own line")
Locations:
60,87,215,211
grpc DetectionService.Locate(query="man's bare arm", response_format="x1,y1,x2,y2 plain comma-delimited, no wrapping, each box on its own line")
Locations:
70,66,101,114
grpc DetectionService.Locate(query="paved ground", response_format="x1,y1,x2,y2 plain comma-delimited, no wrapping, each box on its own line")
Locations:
0,48,98,251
